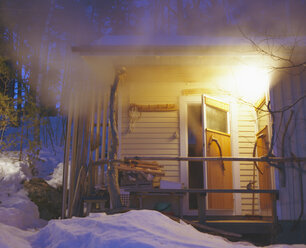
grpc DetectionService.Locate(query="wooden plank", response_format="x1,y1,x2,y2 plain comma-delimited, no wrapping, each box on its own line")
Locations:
121,143,179,150
121,139,179,144
88,92,96,191
181,88,216,96
75,103,90,215
122,150,179,155
163,171,179,177
205,97,229,112
238,100,257,216
256,126,272,210
122,127,179,134
101,94,108,185
116,165,165,176
107,119,111,159
123,112,178,119
130,163,163,170
122,117,178,123
129,103,177,112
68,94,79,217
124,159,159,166
122,122,179,128
123,156,305,163
206,130,233,209
95,91,102,168
124,188,279,194
197,193,206,223
162,176,180,181
61,95,73,219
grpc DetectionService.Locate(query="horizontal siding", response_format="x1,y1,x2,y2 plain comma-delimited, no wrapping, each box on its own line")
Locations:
238,103,259,215
122,122,178,128
122,150,179,155
120,81,180,182
119,73,272,216
121,143,179,150
270,72,306,220
122,138,179,144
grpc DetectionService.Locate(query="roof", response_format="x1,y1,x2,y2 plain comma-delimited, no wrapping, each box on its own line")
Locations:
72,35,306,68
72,35,253,56
91,35,248,47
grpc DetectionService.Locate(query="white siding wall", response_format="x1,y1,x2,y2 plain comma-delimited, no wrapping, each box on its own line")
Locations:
118,70,264,215
120,81,181,182
237,103,259,215
270,72,306,221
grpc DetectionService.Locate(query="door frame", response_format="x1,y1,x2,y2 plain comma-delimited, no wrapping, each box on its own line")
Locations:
179,95,241,216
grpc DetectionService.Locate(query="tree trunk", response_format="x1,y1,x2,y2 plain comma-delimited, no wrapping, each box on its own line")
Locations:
107,68,126,209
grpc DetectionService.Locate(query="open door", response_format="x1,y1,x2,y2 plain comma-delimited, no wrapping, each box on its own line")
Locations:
187,104,204,210
204,97,233,210
255,99,272,211
185,96,233,212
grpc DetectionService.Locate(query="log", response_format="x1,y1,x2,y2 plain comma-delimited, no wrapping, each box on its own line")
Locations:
116,164,165,176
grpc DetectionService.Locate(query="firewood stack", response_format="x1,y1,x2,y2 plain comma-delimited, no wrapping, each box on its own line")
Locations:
117,160,164,188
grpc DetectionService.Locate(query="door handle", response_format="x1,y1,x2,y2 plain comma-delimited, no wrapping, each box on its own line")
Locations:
208,136,225,171
252,137,264,175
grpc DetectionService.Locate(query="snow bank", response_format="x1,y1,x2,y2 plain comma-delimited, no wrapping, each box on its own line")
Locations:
0,153,46,229
0,222,33,248
46,162,63,188
0,189,44,229
1,207,305,248
35,146,64,179
30,210,253,248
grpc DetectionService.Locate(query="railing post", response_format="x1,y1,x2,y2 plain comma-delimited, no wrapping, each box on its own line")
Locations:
271,192,279,242
197,192,206,223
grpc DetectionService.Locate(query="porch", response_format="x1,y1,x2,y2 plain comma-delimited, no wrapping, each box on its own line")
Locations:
62,37,304,240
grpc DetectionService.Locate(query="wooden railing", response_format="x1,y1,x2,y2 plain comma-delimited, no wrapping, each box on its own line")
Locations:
124,188,279,226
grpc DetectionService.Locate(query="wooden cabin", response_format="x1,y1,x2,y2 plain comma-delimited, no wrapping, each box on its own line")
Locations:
62,35,306,241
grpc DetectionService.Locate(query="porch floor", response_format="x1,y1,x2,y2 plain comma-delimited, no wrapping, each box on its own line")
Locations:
183,215,274,233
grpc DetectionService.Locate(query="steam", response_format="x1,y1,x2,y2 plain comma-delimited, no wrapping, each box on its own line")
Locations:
0,0,305,115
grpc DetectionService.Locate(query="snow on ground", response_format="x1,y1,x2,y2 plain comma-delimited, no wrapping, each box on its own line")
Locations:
29,210,254,248
0,222,33,248
0,209,306,248
0,152,46,229
35,146,65,180
0,146,64,230
1,149,306,248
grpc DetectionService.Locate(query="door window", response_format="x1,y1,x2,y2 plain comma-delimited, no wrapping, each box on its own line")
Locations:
206,105,228,133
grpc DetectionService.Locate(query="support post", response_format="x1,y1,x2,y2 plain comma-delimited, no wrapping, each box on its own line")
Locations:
197,192,206,224
271,192,278,242
107,67,126,209
61,95,73,218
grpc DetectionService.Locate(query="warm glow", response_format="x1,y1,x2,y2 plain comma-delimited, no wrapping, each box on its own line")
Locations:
233,65,269,103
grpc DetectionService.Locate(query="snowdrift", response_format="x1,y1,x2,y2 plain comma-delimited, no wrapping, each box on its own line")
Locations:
30,210,254,248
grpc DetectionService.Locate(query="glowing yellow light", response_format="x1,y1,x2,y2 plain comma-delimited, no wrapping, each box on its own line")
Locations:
234,65,269,103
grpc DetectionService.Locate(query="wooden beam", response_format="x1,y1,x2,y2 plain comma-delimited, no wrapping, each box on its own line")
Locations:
123,188,279,194
61,95,73,219
68,94,79,217
95,92,102,185
101,94,108,185
88,92,96,192
197,193,206,224
124,156,306,163
115,164,164,176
